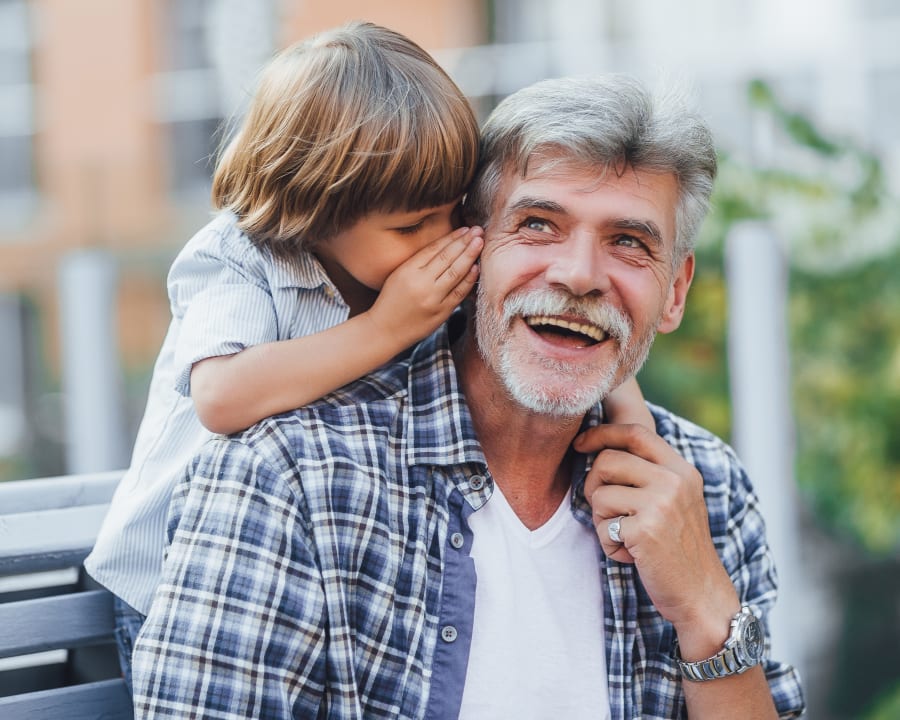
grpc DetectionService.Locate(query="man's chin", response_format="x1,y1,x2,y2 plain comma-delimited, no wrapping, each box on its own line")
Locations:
501,373,615,418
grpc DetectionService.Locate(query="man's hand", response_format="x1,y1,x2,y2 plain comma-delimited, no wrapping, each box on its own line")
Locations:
573,424,739,636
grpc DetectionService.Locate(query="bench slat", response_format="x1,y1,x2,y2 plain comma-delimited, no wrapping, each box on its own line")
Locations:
0,678,132,719
0,504,111,575
0,589,116,658
0,471,123,514
0,549,92,576
0,472,131,717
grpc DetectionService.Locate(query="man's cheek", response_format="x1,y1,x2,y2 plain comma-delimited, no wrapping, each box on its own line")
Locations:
484,228,527,252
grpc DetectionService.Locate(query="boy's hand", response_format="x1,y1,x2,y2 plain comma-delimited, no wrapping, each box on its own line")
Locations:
367,226,483,347
601,376,654,430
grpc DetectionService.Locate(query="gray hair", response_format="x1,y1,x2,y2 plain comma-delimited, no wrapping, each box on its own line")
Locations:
463,75,717,264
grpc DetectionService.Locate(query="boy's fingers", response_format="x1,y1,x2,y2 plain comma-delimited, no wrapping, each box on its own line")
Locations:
433,236,483,292
415,226,473,266
423,227,483,270
445,264,480,304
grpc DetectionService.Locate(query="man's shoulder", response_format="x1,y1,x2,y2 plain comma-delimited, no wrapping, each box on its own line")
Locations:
648,402,727,446
646,403,760,543
199,322,458,480
233,356,413,461
647,402,744,482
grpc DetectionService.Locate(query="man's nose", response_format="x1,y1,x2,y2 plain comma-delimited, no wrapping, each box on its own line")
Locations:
543,232,610,296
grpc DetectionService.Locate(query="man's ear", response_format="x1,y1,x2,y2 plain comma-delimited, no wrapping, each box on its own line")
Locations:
657,253,695,334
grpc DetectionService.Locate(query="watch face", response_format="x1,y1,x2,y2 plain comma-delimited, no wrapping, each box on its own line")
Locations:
738,614,764,665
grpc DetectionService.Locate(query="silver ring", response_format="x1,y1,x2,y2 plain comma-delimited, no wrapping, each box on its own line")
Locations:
608,516,625,544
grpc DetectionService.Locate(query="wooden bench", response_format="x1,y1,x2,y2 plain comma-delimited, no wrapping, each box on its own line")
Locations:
0,470,133,719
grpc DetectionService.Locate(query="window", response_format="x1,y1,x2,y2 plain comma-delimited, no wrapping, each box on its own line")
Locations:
0,0,36,229
870,67,900,150
865,0,900,19
154,0,223,197
153,0,275,197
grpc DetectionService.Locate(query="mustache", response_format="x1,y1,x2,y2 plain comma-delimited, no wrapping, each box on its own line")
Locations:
502,288,632,342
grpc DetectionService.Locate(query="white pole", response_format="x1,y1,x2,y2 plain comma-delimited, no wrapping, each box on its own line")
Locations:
725,220,804,670
0,295,27,456
206,0,275,117
58,250,128,473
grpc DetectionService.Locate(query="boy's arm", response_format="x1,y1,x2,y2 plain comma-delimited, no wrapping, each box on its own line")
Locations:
192,228,482,434
191,312,413,433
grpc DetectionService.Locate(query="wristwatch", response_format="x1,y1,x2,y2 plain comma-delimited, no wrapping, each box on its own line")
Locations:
676,606,764,682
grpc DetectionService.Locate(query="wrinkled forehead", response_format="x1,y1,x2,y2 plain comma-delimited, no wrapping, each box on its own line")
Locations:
491,152,629,212
493,152,672,213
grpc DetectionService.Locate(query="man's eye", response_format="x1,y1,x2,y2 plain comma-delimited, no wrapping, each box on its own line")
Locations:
523,218,552,233
615,234,645,249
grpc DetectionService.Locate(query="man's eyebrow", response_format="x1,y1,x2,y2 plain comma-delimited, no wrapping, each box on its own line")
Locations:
613,219,664,246
507,196,567,216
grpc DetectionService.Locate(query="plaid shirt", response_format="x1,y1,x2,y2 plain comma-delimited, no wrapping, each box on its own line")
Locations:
132,319,805,719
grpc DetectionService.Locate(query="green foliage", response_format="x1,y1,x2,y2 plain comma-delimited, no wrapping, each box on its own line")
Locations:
640,243,731,439
749,79,841,157
866,681,900,720
642,79,900,556
792,254,900,552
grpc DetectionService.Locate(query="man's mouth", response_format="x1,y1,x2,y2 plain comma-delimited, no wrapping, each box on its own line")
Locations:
523,315,608,346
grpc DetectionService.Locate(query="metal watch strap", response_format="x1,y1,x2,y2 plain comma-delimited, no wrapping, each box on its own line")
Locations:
676,606,763,682
678,646,743,682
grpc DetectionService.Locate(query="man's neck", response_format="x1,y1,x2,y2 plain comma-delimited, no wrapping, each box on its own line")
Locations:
454,333,584,530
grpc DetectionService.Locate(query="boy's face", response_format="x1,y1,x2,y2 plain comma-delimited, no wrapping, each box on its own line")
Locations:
315,199,460,291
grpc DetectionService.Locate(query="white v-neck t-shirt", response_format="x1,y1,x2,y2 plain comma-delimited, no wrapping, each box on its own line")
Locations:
459,484,612,719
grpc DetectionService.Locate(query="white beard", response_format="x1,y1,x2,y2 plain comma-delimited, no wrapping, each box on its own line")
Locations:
474,285,659,417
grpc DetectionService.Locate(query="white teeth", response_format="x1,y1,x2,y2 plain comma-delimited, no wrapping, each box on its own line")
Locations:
524,315,608,343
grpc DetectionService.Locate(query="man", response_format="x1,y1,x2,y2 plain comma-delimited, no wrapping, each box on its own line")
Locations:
132,76,805,719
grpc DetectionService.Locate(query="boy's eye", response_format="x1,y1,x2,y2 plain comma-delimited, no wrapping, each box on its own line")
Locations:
396,221,425,235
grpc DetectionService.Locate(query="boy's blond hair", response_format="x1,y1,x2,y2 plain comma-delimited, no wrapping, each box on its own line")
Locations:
212,21,479,259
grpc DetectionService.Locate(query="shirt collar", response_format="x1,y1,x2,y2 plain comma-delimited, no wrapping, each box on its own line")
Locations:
268,247,340,296
405,313,486,470
218,210,335,293
570,405,604,525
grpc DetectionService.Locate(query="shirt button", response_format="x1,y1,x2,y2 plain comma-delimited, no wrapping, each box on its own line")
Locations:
468,474,485,491
441,625,458,643
450,532,464,549
324,285,335,299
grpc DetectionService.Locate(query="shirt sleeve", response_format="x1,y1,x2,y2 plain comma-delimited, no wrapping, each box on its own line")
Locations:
131,437,327,719
719,452,807,719
167,228,280,396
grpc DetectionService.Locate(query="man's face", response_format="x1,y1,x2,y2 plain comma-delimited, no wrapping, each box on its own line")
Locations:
473,160,694,417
